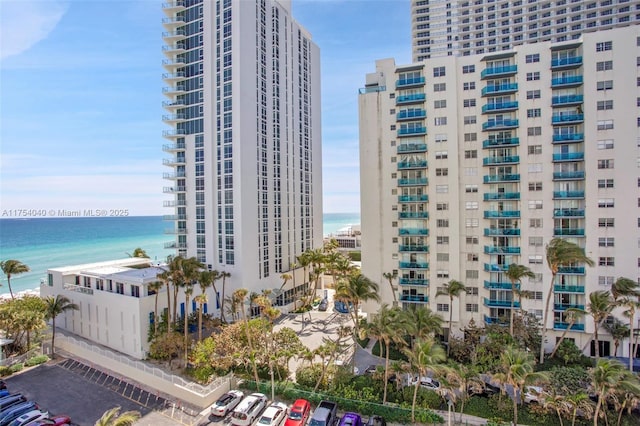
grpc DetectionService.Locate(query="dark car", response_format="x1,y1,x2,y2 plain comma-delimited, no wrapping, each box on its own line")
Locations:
0,382,6,391
318,299,328,312
338,412,362,426
364,365,378,375
366,416,386,426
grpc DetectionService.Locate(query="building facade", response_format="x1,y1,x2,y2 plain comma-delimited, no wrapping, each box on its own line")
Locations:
161,0,322,305
412,0,640,61
360,24,640,357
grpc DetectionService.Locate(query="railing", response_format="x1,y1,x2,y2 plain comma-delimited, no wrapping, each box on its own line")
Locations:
481,101,518,113
552,133,584,142
398,245,429,252
397,143,427,153
399,278,429,286
551,56,582,67
554,303,585,311
396,77,425,87
481,64,517,79
551,95,583,105
483,263,510,272
358,85,386,94
484,281,519,290
554,322,585,331
484,315,508,325
484,298,519,308
482,155,519,165
484,210,520,218
400,295,429,303
554,228,585,236
162,1,186,10
399,262,429,269
63,283,94,296
483,174,520,183
553,191,585,199
162,71,186,79
552,114,583,123
482,137,519,148
398,228,429,235
551,75,583,86
482,119,519,130
398,178,428,186
553,152,584,161
558,266,585,274
397,160,427,169
553,209,585,217
162,142,185,151
398,194,428,202
553,171,585,180
481,83,518,96
484,192,519,200
554,285,585,293
161,30,186,38
398,211,428,219
398,127,427,136
396,93,426,104
484,246,521,254
161,16,186,25
397,110,426,120
484,228,520,236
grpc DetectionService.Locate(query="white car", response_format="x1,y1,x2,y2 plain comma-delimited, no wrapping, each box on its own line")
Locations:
8,410,49,426
524,386,544,404
230,393,268,426
257,402,288,426
210,389,244,417
409,376,440,390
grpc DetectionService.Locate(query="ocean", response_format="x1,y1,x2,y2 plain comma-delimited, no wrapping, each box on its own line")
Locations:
0,213,360,296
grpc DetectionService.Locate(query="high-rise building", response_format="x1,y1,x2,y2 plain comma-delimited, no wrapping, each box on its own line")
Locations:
412,0,640,61
162,0,322,306
360,24,640,357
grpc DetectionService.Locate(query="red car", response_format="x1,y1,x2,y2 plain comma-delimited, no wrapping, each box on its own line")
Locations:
29,415,71,426
284,399,310,426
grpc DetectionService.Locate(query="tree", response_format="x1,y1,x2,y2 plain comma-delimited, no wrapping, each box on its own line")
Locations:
127,248,149,258
549,308,584,359
233,289,260,385
197,270,217,341
44,295,79,356
183,283,194,364
402,305,443,346
382,272,398,305
541,238,594,364
565,392,594,426
219,271,231,323
504,264,535,337
583,291,614,360
194,293,207,343
612,277,640,371
603,317,629,357
148,281,163,337
0,259,30,300
94,406,141,426
402,338,447,423
335,272,380,341
156,269,172,335
435,279,466,354
590,358,640,426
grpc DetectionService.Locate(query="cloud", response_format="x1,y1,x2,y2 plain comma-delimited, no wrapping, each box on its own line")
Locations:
0,0,69,60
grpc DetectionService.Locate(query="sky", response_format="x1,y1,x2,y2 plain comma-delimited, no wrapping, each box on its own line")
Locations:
0,0,411,216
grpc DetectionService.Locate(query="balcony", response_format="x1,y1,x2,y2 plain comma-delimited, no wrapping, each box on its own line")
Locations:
397,160,428,169
398,127,427,137
163,171,186,179
162,142,185,152
484,281,519,290
161,16,186,28
162,129,187,139
483,174,520,183
398,245,429,252
162,99,186,110
553,209,585,217
554,285,585,293
484,263,510,273
484,315,509,326
162,113,186,123
481,101,518,113
163,200,186,207
481,83,518,96
397,143,427,153
484,228,520,236
399,228,429,236
162,71,186,81
552,133,584,143
484,192,520,200
162,214,187,221
400,295,429,303
162,186,186,193
397,109,426,120
162,85,186,96
482,137,519,148
481,64,517,79
551,56,583,69
554,303,585,311
553,191,585,199
484,298,520,308
482,155,519,165
552,152,584,162
164,228,187,235
558,266,585,274
161,29,186,42
398,177,428,186
396,93,426,105
484,210,520,218
552,114,584,124
551,95,583,106
554,228,585,236
162,57,187,70
551,75,583,87
554,322,585,331
163,157,186,166
482,119,519,130
398,194,428,202
164,241,187,249
484,246,521,254
553,171,585,180
398,211,428,219
162,1,186,15
399,278,429,286
399,262,429,269
396,77,425,88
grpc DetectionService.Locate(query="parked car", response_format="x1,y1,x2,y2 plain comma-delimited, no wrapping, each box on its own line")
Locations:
309,400,338,426
0,381,6,391
0,402,38,426
318,299,329,312
257,402,288,426
363,365,378,375
366,416,386,426
7,410,49,426
0,393,9,401
230,393,268,426
409,376,440,390
524,386,543,404
0,395,26,414
284,399,311,426
480,381,501,397
210,390,244,417
28,415,72,426
338,412,362,426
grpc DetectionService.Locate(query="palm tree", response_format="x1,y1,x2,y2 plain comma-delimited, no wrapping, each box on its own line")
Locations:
541,389,572,426
335,272,380,340
435,279,467,354
233,288,260,385
94,406,141,426
402,338,447,423
194,293,207,343
183,283,194,364
156,269,172,335
147,281,164,336
583,291,614,360
504,264,535,337
611,277,640,301
549,308,584,359
565,392,594,426
403,305,444,346
219,271,231,323
382,272,398,305
590,358,640,426
541,238,594,363
603,317,629,357
493,345,548,426
0,259,30,300
44,295,79,356
127,248,149,258
198,269,216,330
619,296,640,371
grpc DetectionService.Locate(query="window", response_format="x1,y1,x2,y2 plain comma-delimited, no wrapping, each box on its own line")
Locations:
435,117,448,126
464,150,478,159
526,72,540,81
599,276,615,286
463,82,476,90
597,80,613,90
434,83,446,92
463,65,476,73
436,168,449,176
436,202,449,210
436,185,449,193
466,236,479,244
598,237,614,247
435,151,448,159
598,198,614,208
597,179,614,188
530,218,543,228
597,100,613,110
436,253,450,261
464,133,477,142
597,140,614,150
464,115,477,124
527,90,541,99
596,60,613,71
131,285,140,298
529,236,543,246
528,200,543,209
598,218,614,227
597,159,614,169
465,184,478,193
527,108,541,117
116,282,124,295
597,120,614,130
528,145,542,155
528,126,542,136
466,304,479,312
437,219,449,227
599,257,615,266
437,304,450,312
433,66,446,77
528,182,543,191
596,41,612,52
437,236,450,244
465,218,479,227
528,163,543,173
463,98,477,107
436,270,450,278
434,99,447,108
435,134,448,143
525,53,540,63
529,255,543,264
467,254,479,262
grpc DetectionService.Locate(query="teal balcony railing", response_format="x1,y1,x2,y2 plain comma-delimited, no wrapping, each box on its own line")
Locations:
484,281,519,290
399,228,429,236
552,114,584,123
482,119,519,130
553,191,585,199
553,152,584,161
484,228,520,236
483,174,520,183
396,93,426,104
484,315,509,326
554,322,585,331
553,171,585,180
397,143,427,153
552,95,583,106
398,194,428,202
553,209,585,217
484,263,510,272
554,228,585,236
481,64,517,79
482,137,519,148
551,56,583,68
398,177,428,186
551,75,583,87
396,77,425,88
484,210,520,218
554,303,585,311
483,155,519,165
481,101,519,113
398,211,429,219
398,160,428,169
400,295,429,303
399,245,429,252
484,192,520,200
484,298,520,308
398,127,427,136
399,278,429,286
554,285,585,293
558,266,585,274
397,109,427,120
481,83,518,96
552,133,584,143
484,246,521,254
399,262,429,269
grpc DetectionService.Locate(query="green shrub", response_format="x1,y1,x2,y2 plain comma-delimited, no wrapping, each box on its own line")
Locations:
295,364,324,390
25,355,49,367
0,366,11,377
347,252,361,262
8,363,23,374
